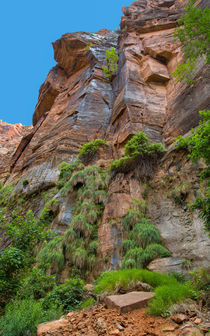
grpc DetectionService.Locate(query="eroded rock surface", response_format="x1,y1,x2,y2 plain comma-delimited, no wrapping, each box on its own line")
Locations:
0,122,32,179
2,0,210,273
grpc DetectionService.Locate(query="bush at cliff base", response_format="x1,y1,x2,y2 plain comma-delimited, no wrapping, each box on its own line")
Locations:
94,269,197,315
0,299,62,336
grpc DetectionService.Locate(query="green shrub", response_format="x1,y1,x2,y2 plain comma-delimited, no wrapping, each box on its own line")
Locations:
190,266,210,291
57,160,83,189
63,228,77,244
2,210,54,253
0,247,26,305
191,187,210,231
148,282,196,315
110,132,166,176
110,156,132,174
94,269,195,314
0,184,14,206
87,255,97,271
88,240,100,255
78,139,108,163
38,236,65,273
122,239,137,254
42,279,85,312
0,210,56,306
22,178,29,188
80,297,96,309
173,1,210,84
121,248,144,269
85,43,93,50
124,132,166,158
72,248,87,269
17,268,56,300
71,214,92,238
129,222,161,249
131,198,147,213
0,298,62,336
174,110,210,230
122,244,170,269
39,199,59,225
102,47,119,78
143,244,171,266
122,209,144,232
94,269,178,294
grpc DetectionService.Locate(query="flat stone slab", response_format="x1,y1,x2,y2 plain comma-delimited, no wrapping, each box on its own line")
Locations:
105,291,155,313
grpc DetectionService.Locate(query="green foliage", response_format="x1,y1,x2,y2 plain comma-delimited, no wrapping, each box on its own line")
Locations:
39,199,59,225
1,210,54,253
94,269,195,315
0,247,26,304
148,282,196,315
38,236,65,273
88,240,100,255
85,43,93,50
171,183,190,204
102,47,119,78
110,156,132,174
173,0,210,84
72,247,87,269
0,210,56,307
57,160,84,189
122,239,137,254
0,247,26,278
173,59,197,85
122,209,145,232
143,244,171,266
110,132,166,176
17,268,56,300
131,198,147,213
175,111,210,165
95,268,179,294
190,266,210,291
174,110,210,230
121,203,170,268
191,188,210,231
42,278,85,312
22,178,29,188
0,184,14,207
80,297,96,309
121,247,144,269
124,132,166,158
71,214,92,238
0,299,62,336
122,244,170,270
78,139,108,163
129,222,161,249
55,163,109,277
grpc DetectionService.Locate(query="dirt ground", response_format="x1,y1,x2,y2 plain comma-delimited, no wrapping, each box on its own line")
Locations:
38,304,180,336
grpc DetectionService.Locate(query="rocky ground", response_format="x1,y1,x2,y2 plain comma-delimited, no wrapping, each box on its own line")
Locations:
38,303,210,336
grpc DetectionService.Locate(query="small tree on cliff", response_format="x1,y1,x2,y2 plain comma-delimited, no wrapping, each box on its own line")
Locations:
102,47,119,78
173,0,210,84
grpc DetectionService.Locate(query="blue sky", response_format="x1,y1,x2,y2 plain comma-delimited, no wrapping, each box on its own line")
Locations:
0,0,131,125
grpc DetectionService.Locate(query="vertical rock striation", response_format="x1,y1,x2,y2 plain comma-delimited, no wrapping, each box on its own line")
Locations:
2,0,210,273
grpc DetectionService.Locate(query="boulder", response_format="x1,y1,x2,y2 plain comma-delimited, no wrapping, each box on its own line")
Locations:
105,291,155,313
147,257,183,274
37,318,69,336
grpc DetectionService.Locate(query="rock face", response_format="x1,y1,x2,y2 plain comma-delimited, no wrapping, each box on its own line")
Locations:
2,0,210,273
0,122,32,179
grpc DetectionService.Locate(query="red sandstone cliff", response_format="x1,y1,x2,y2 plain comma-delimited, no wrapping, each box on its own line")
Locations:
1,0,210,271
0,122,32,179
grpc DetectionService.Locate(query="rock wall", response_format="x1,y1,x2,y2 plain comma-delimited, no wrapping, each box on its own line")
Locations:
2,0,210,274
0,122,32,179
